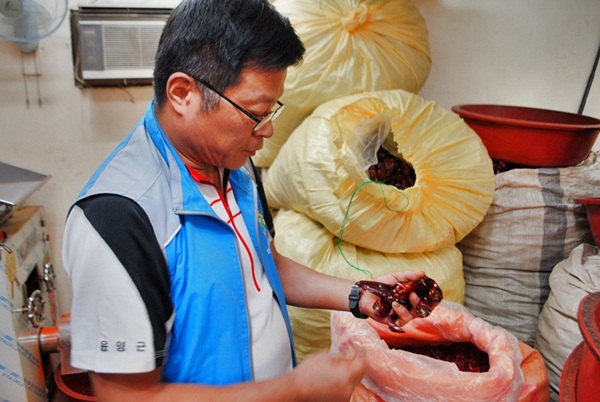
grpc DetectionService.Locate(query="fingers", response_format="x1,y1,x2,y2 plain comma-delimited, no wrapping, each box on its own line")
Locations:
294,350,366,401
335,351,366,383
394,270,425,282
409,291,421,311
326,353,366,401
329,351,366,384
391,301,414,327
374,270,424,285
388,292,425,328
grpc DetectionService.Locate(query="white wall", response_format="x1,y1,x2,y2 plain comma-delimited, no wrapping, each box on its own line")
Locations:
1,0,599,315
0,0,154,314
415,0,600,119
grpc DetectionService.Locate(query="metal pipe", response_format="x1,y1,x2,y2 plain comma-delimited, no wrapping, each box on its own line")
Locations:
579,39,600,114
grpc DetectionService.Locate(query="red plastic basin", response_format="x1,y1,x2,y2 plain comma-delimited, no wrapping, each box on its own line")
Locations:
452,104,600,168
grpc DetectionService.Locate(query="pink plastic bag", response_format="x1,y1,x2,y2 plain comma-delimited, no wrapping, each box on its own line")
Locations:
330,300,525,401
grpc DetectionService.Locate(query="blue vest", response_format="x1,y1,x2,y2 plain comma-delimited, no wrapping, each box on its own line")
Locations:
77,102,296,385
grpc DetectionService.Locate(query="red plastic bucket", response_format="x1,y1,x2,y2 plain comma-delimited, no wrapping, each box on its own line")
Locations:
560,342,583,401
560,292,600,402
574,198,600,247
55,366,96,402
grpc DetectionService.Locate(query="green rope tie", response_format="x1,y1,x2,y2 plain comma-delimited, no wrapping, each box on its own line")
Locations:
337,180,410,278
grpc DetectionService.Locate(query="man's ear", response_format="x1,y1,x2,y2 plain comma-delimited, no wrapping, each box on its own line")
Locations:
165,72,198,115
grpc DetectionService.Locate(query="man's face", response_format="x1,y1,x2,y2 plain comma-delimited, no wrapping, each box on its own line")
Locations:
177,68,287,173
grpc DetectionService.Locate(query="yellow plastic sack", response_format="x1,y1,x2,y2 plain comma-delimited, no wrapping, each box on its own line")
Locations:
254,0,432,167
266,90,495,254
274,209,465,361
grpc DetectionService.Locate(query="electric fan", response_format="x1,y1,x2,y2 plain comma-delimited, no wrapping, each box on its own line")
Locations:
0,0,67,53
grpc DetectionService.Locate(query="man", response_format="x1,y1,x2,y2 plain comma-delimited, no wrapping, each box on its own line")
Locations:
63,0,425,400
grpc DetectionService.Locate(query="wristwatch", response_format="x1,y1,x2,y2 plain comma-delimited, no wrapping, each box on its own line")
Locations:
349,283,368,319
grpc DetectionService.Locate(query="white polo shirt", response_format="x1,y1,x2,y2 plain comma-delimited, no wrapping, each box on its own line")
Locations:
191,168,293,381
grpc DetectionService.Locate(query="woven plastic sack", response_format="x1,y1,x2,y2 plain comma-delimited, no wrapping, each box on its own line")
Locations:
458,152,600,346
535,244,600,402
330,301,528,402
266,89,495,254
274,208,465,361
254,0,431,167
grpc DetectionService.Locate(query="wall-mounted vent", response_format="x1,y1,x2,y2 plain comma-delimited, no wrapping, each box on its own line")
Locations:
70,7,172,87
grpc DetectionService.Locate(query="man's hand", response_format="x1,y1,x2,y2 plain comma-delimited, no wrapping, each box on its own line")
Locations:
359,270,426,329
291,350,366,402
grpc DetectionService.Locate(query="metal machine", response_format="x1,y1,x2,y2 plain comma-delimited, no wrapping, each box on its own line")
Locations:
0,162,61,401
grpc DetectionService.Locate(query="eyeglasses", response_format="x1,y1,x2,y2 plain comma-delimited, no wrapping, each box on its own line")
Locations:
188,73,285,132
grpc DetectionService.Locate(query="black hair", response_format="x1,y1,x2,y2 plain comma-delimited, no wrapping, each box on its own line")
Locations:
153,0,305,109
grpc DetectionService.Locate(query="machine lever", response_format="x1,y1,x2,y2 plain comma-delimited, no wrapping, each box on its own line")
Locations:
14,289,46,328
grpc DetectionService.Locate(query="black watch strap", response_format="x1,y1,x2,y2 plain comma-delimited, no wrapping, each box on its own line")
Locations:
349,283,368,319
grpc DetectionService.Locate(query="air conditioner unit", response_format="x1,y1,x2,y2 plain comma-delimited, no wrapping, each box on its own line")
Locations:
70,7,173,87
